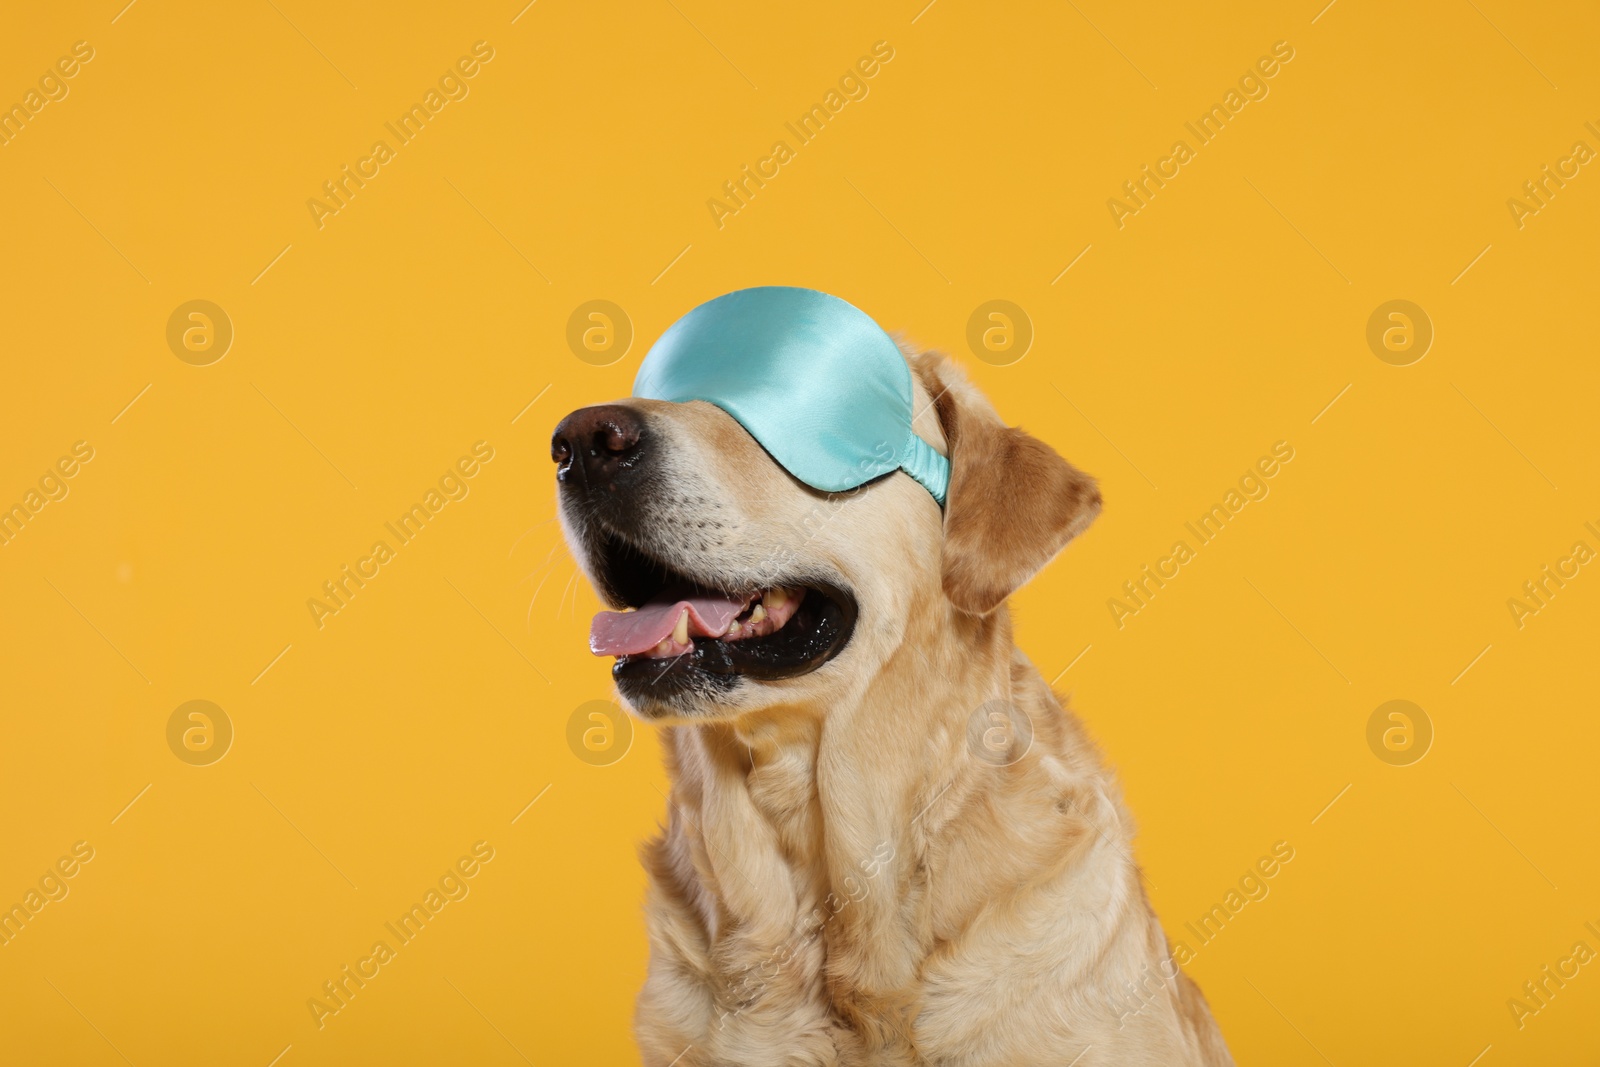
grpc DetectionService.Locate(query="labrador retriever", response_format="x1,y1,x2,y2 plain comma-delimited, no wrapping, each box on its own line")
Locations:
553,346,1233,1065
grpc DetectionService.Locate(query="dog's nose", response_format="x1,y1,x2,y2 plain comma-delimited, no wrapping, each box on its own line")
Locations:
551,404,646,490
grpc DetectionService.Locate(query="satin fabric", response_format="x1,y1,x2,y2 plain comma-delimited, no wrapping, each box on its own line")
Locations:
632,287,951,505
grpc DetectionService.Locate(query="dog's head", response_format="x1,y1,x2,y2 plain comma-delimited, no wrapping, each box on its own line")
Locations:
552,350,1101,721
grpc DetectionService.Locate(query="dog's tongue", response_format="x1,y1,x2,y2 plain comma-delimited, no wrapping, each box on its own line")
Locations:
590,593,749,657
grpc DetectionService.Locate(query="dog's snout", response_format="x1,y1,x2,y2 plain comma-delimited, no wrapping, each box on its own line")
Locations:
552,404,646,490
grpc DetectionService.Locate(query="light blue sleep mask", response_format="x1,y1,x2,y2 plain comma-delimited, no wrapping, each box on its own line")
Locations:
633,287,950,506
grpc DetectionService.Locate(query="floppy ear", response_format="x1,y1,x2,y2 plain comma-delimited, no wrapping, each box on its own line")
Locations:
919,355,1102,615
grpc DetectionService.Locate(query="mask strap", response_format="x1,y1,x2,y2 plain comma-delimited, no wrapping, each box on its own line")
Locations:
901,432,950,506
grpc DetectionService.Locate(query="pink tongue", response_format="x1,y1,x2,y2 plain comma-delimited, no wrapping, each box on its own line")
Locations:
590,593,750,656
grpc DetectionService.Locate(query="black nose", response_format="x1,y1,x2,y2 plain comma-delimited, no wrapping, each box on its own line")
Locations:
551,404,646,490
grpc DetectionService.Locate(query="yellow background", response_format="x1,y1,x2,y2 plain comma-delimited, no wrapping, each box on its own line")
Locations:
2,1,1597,1063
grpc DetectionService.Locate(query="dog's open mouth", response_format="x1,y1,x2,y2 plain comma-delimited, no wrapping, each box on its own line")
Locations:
585,531,856,693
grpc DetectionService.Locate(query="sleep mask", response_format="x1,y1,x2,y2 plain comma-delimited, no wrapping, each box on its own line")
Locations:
632,287,950,506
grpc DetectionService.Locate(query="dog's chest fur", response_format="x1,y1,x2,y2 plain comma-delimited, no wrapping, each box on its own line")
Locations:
633,663,1228,1066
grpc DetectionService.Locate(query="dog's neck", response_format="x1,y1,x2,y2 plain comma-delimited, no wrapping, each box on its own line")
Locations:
662,599,1024,1008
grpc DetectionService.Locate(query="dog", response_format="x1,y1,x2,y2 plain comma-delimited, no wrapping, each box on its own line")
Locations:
554,343,1233,1065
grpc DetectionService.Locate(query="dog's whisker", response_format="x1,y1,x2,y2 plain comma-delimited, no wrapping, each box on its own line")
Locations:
515,543,567,588
526,570,556,626
507,517,557,559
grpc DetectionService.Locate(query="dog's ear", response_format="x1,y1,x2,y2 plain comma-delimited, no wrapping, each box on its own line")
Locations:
917,354,1101,616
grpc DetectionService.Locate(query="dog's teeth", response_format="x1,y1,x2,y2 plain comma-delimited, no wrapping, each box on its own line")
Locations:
672,608,689,646
653,639,672,656
764,587,788,610
750,603,767,624
726,620,740,638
